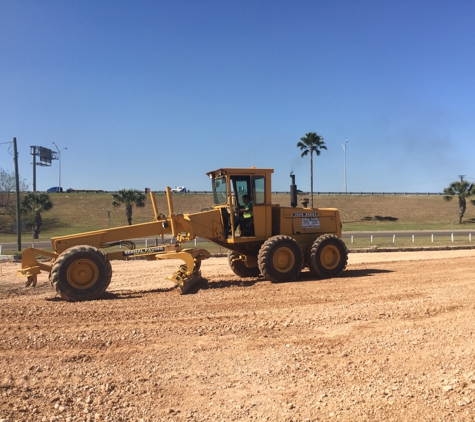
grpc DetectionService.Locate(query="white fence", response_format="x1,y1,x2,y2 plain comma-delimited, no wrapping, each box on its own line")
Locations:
342,232,474,244
124,232,475,252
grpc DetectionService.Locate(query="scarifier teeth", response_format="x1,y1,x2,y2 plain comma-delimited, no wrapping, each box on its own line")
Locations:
25,276,37,287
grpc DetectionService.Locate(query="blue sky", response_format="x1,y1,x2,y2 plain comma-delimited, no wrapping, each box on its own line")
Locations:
1,0,474,193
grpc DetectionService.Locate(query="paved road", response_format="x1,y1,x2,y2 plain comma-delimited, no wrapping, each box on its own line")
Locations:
3,229,475,251
2,241,52,250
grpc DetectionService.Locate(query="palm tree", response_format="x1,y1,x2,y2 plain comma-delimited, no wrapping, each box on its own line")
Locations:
443,179,475,224
112,189,146,225
297,132,327,208
21,192,53,239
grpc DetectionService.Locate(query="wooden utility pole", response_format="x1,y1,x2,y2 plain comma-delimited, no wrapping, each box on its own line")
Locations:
13,137,21,251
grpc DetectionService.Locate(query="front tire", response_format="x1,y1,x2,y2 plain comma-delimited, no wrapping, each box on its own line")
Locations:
51,245,112,302
228,251,260,277
308,234,348,278
258,235,303,283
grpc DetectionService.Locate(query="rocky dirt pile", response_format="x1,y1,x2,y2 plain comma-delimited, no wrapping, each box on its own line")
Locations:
1,250,474,421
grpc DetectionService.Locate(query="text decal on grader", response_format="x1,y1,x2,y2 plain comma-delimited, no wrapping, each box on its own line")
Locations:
122,246,166,256
19,168,348,301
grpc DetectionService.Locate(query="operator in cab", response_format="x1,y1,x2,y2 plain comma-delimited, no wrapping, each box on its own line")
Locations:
235,194,254,235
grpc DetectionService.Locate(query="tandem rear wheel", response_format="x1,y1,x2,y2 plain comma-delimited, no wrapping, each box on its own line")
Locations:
307,234,348,278
258,235,303,283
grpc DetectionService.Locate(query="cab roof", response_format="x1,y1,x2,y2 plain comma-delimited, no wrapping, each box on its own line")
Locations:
206,168,274,178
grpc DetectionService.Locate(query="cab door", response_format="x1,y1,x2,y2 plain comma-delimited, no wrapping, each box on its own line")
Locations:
250,175,271,238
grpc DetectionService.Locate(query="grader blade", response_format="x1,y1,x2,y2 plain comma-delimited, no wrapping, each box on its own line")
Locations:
156,248,211,294
167,265,204,294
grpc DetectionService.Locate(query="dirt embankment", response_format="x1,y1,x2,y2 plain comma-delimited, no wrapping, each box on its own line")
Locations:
1,250,475,421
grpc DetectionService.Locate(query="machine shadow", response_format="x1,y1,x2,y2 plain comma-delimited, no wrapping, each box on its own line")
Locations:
287,268,394,283
192,268,395,292
44,269,394,300
342,268,394,277
45,285,179,301
97,285,179,300
45,291,147,302
185,277,260,293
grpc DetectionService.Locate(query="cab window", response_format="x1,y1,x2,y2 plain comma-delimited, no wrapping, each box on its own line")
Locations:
212,176,227,205
231,176,250,207
252,176,265,205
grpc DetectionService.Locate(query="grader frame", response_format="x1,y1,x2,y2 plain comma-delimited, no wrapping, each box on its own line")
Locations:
19,186,213,297
19,167,348,301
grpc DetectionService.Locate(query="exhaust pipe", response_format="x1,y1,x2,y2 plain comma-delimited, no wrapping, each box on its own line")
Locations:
290,172,297,208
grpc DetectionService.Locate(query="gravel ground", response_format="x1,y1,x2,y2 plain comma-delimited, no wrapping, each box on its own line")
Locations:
1,249,475,421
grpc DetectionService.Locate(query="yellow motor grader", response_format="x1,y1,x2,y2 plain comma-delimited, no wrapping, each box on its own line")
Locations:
18,168,348,301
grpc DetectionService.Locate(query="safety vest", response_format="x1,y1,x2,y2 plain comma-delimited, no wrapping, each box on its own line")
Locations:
243,202,253,218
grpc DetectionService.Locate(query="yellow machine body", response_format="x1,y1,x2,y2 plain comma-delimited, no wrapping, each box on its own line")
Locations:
19,168,347,300
203,168,341,254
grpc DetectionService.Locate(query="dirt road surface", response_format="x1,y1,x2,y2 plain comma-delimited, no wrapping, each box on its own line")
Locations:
1,249,474,421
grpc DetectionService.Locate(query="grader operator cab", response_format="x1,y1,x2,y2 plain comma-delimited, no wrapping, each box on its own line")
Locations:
19,167,348,301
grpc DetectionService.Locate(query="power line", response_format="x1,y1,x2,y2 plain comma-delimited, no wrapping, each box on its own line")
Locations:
1,140,13,157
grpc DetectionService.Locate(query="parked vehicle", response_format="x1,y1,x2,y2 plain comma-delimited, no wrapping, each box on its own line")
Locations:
47,187,63,193
171,186,187,193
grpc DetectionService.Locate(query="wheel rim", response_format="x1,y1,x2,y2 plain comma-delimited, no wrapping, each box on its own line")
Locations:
273,247,295,273
66,259,99,289
320,245,340,270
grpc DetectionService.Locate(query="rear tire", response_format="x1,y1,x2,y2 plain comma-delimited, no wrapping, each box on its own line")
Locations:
308,234,348,278
51,245,112,302
228,251,260,277
258,235,303,283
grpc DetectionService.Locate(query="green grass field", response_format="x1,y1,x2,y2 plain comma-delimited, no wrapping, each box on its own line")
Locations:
2,191,475,253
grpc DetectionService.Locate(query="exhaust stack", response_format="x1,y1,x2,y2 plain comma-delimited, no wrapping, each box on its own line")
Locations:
290,172,297,208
